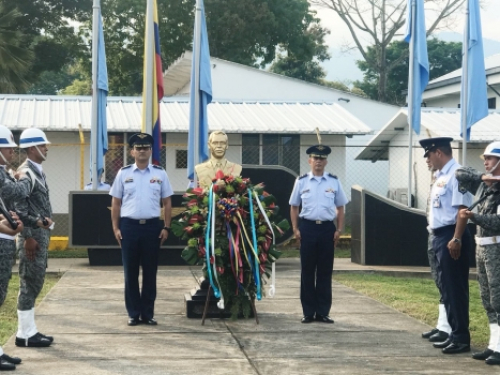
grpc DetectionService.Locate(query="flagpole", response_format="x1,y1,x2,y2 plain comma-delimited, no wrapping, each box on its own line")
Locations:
461,0,470,166
144,0,154,136
407,0,416,208
91,0,100,191
193,0,202,187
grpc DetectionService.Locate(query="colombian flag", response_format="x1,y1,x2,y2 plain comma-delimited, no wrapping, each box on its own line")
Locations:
142,0,164,165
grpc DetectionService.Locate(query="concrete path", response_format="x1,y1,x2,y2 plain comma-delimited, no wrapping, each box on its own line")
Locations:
4,259,495,374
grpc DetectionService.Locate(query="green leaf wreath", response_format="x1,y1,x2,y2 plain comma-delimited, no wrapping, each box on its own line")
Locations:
172,172,289,319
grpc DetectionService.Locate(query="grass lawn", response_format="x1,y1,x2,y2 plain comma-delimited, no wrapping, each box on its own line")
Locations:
0,274,61,346
333,273,489,348
279,246,351,258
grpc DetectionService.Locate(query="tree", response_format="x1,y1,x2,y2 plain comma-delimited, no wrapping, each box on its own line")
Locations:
354,38,462,104
311,0,466,102
269,20,331,83
0,5,34,93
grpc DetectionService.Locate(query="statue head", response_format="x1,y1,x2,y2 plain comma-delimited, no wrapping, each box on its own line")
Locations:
208,130,228,159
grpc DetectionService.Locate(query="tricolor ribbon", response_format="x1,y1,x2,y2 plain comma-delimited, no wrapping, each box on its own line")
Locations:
248,188,262,300
253,190,276,298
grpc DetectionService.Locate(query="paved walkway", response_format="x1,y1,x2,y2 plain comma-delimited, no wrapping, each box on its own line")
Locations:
4,258,494,374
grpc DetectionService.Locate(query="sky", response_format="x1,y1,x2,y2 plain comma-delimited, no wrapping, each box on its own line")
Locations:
312,0,500,82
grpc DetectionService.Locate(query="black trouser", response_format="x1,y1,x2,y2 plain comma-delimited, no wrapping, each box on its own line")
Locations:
432,224,471,344
299,219,336,317
120,217,161,320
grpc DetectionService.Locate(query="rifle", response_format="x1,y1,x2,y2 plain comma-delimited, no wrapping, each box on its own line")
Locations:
0,196,18,230
468,188,500,211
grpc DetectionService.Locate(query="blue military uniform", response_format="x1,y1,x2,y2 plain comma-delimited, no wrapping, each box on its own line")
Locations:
289,145,349,320
420,137,473,350
109,133,173,323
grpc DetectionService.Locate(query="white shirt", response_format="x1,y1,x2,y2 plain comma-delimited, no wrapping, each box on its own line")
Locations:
109,164,173,219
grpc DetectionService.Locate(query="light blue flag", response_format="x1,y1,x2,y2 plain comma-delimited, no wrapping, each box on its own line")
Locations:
91,11,108,180
404,0,429,135
188,0,213,181
460,0,488,142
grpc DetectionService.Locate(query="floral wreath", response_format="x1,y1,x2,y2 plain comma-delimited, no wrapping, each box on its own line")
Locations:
172,170,289,319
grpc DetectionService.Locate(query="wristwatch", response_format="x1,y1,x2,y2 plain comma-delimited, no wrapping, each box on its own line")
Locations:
163,226,171,233
452,237,461,244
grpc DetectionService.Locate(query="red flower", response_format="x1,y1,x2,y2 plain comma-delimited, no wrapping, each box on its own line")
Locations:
215,170,225,180
187,199,198,208
192,187,204,196
217,266,225,274
198,246,206,257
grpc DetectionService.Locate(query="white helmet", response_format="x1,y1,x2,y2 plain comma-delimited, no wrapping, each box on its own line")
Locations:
0,125,17,147
19,128,50,148
481,141,500,159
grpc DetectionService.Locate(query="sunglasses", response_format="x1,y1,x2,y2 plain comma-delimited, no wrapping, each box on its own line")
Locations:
134,146,151,151
311,156,326,160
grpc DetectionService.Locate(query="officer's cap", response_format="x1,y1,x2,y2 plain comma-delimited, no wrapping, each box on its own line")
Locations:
419,137,453,157
128,133,154,148
306,144,331,159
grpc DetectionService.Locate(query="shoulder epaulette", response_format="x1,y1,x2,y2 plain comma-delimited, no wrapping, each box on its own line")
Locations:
298,173,308,180
328,173,337,179
152,165,164,170
121,165,132,170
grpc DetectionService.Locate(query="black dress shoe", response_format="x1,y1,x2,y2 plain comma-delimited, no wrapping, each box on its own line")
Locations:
15,332,52,347
422,328,439,339
301,316,314,323
428,330,449,342
486,351,500,365
315,315,334,324
38,332,54,343
442,342,471,354
472,348,494,360
0,358,15,371
433,338,452,349
127,318,140,326
141,318,157,325
0,354,21,365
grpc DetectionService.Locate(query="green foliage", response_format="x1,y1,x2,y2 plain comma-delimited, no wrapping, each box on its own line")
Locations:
354,38,463,105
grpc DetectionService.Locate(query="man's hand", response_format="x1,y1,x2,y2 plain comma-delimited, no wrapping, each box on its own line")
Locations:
24,237,40,261
159,228,169,246
293,228,301,244
458,208,474,220
333,230,341,246
113,228,122,246
447,239,462,260
36,217,53,229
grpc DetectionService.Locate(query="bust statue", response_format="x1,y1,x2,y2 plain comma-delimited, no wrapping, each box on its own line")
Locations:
195,130,242,189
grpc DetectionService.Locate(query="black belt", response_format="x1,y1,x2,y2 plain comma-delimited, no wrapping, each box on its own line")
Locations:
301,218,333,225
121,217,159,225
430,224,455,236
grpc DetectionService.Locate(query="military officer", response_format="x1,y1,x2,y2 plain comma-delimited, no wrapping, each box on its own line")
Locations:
0,126,24,370
13,128,54,348
419,137,473,354
456,141,500,365
110,133,173,326
289,144,348,324
422,160,451,343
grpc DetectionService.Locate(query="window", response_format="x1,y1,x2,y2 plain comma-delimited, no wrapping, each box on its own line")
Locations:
488,97,496,109
242,134,300,174
176,150,188,168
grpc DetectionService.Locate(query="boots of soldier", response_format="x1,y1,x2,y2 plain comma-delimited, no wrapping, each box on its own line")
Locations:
15,309,51,348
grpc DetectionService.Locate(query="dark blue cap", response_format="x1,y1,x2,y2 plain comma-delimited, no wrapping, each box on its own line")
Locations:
128,133,154,148
306,144,331,159
419,137,453,157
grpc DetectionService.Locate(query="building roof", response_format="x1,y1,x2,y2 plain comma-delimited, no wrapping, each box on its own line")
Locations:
0,94,372,135
426,53,500,90
355,107,500,162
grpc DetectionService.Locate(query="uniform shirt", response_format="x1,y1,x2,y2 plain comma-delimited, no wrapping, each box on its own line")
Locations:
0,165,17,240
84,181,111,191
428,158,473,229
289,171,349,221
109,163,173,220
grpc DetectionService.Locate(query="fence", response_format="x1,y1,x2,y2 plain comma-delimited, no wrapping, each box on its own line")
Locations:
7,142,486,239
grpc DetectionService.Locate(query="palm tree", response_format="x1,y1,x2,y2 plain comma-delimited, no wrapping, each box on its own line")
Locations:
0,5,34,93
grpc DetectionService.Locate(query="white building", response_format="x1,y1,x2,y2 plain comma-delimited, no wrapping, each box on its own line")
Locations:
423,53,500,109
355,108,500,210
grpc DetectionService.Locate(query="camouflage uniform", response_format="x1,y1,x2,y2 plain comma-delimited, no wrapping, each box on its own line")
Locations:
14,160,52,311
0,166,18,306
456,166,500,324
